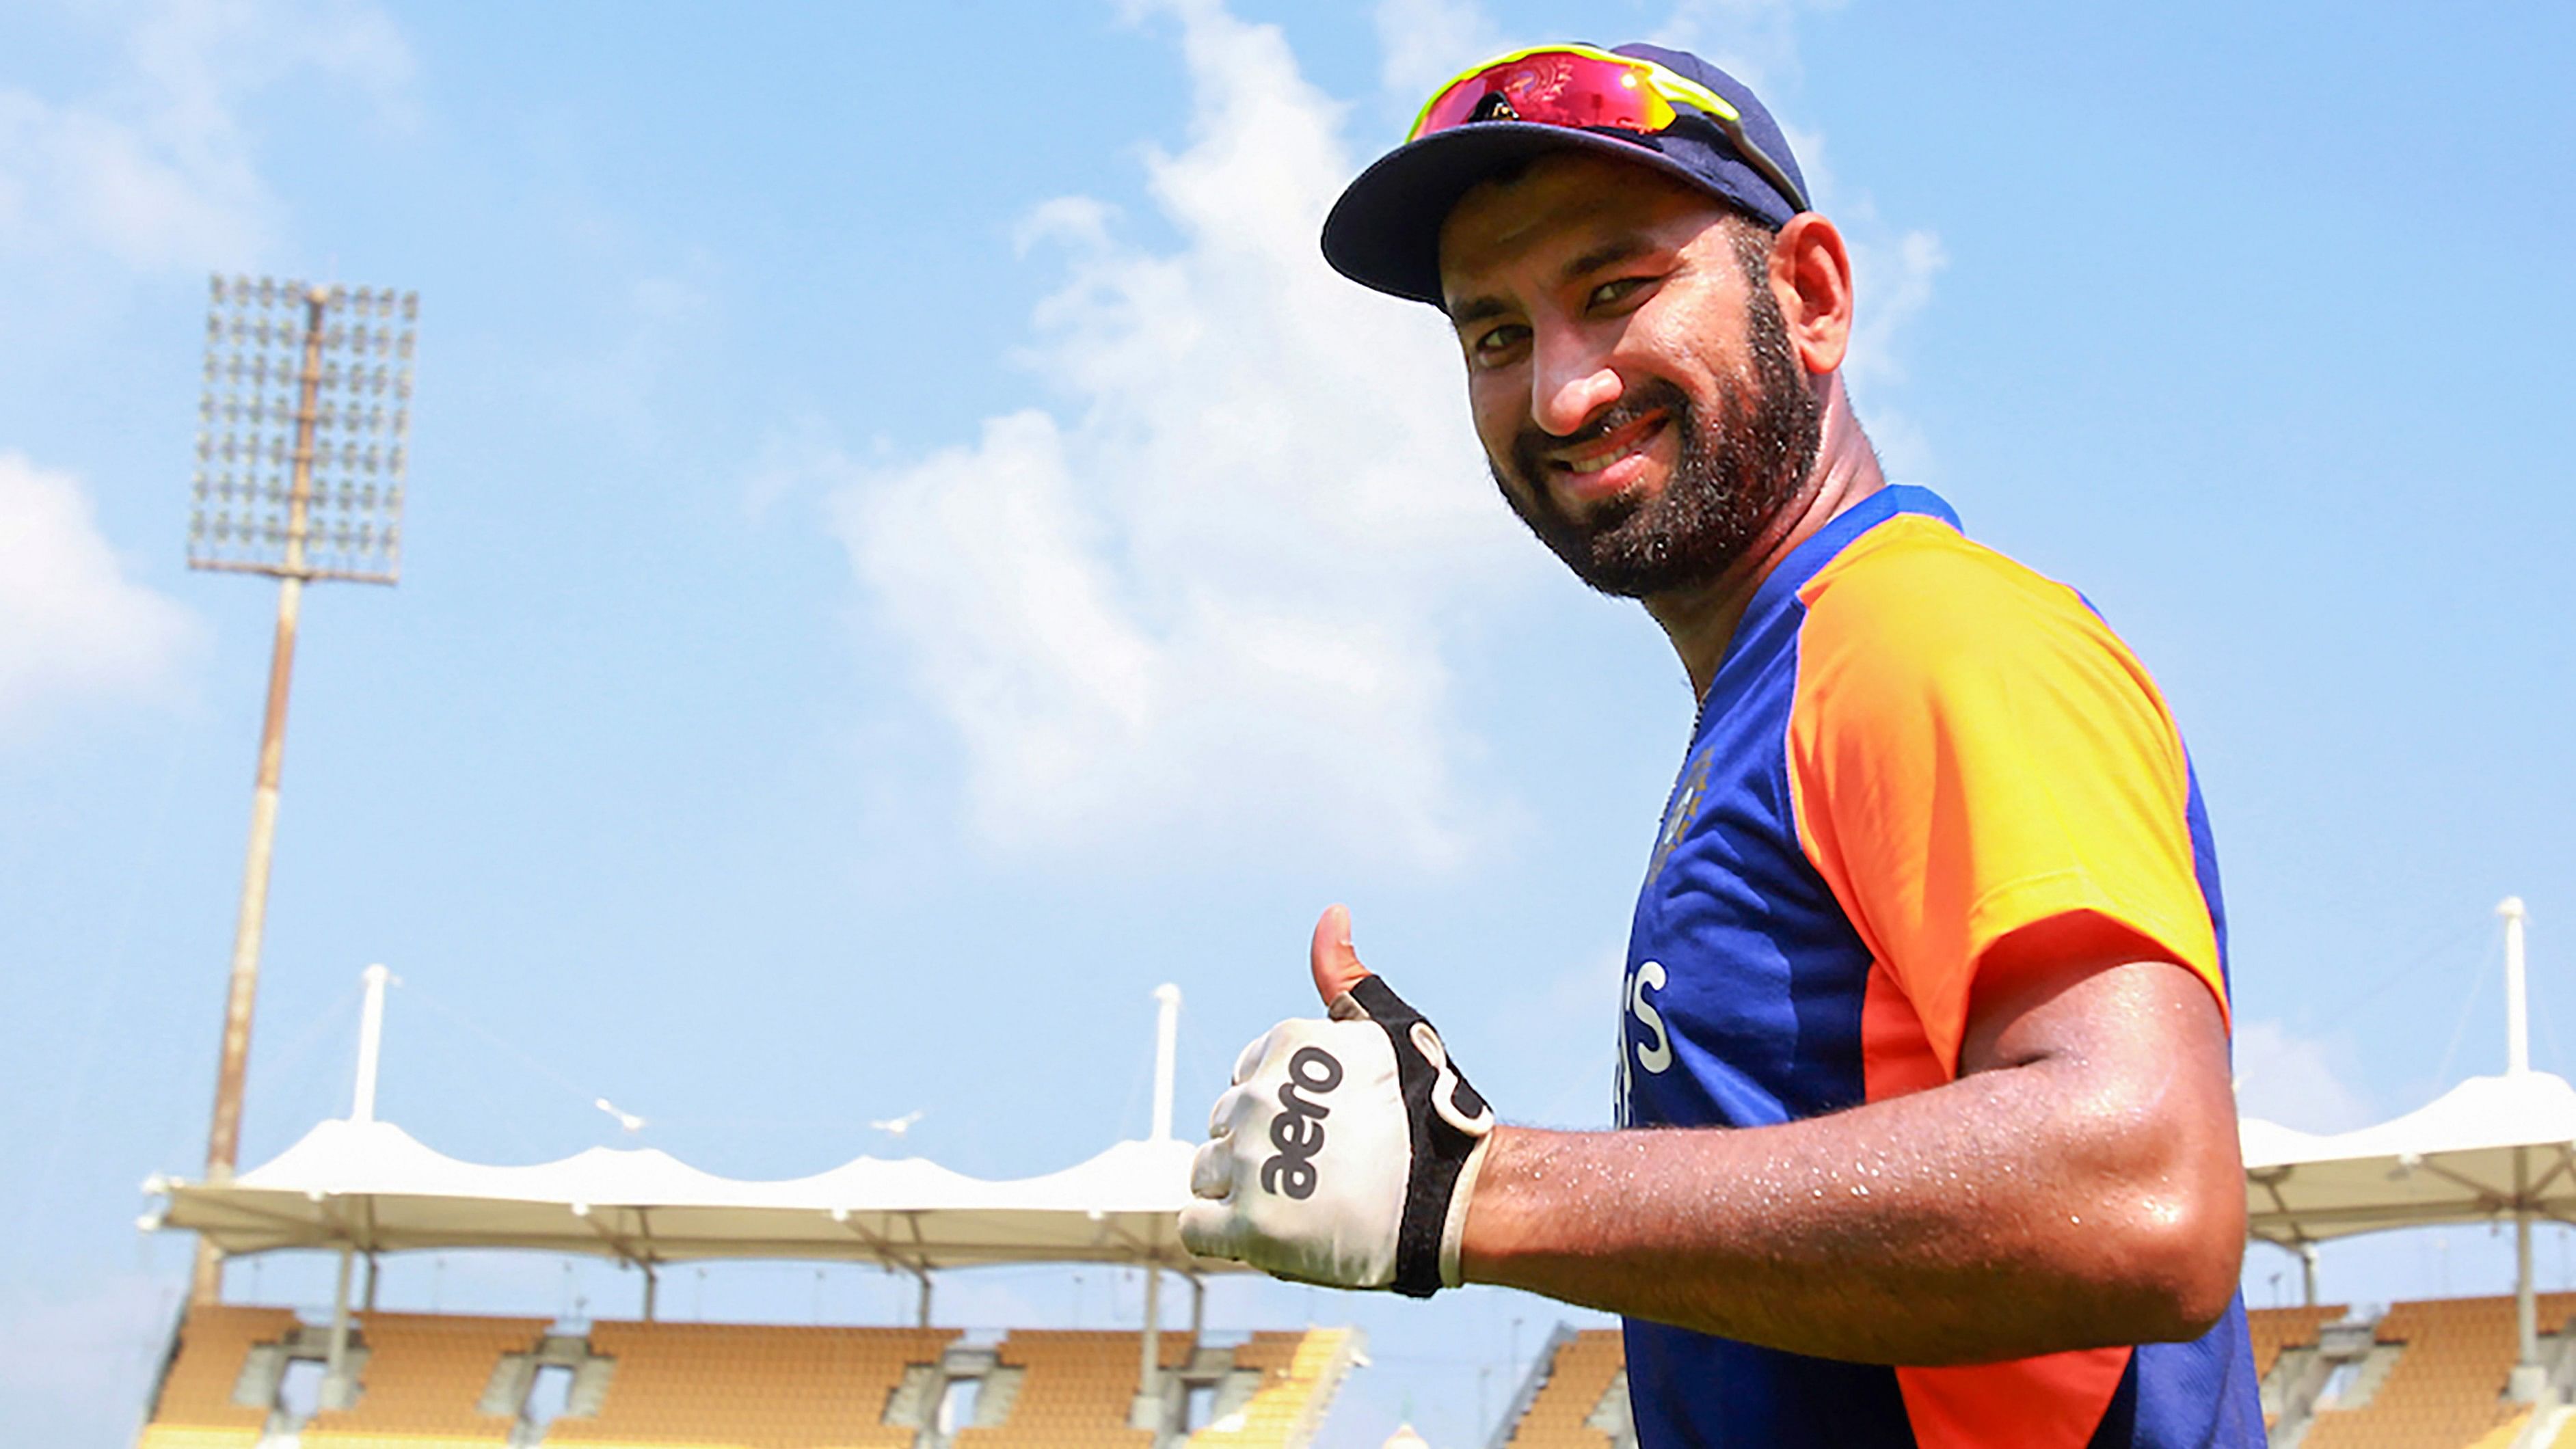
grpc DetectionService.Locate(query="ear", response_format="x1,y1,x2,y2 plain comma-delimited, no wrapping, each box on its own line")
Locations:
1765,213,1855,377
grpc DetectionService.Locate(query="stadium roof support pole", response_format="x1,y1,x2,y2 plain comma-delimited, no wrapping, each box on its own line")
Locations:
1135,1265,1165,1428
2503,898,2542,1395
326,1244,357,1398
641,1264,658,1323
1151,985,1181,1142
2300,1243,2318,1308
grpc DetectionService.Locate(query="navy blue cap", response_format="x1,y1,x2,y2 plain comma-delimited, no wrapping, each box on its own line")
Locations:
1321,44,1809,306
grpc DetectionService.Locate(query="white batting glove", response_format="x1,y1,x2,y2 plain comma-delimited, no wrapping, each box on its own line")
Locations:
1180,976,1495,1296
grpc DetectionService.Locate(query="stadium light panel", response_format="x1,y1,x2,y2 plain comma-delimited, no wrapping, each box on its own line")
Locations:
187,274,416,585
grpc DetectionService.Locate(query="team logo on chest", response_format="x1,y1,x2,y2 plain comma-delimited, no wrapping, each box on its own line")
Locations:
1646,751,1713,886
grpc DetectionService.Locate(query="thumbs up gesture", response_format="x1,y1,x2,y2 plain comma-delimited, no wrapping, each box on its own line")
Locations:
1179,906,1496,1296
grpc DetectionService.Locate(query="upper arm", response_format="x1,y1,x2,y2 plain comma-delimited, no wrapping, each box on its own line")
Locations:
1786,522,2231,1079
1968,911,2246,1279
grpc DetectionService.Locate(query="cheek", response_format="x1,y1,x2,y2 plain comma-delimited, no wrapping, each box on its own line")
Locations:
1623,282,1747,398
1465,375,1526,468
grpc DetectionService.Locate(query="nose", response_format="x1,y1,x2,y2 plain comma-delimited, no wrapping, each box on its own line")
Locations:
1531,327,1622,437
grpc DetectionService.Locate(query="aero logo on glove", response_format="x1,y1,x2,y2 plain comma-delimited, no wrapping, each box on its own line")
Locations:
1262,1046,1341,1199
1182,974,1494,1297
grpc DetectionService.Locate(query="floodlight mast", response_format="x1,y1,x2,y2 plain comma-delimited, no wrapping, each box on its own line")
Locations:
185,275,415,1305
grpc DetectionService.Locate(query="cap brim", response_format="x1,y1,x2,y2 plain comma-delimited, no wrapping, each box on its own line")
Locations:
1320,123,1730,306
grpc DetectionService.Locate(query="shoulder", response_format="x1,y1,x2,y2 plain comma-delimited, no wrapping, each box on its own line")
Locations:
1786,511,2181,761
1793,513,2107,671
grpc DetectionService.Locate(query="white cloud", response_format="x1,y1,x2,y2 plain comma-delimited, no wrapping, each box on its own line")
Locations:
0,0,414,271
1371,0,1508,101
0,452,202,733
829,0,1948,870
2234,1018,2376,1134
832,0,1532,871
1650,0,1845,93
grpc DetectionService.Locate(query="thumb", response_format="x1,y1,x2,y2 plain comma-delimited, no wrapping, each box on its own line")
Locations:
1310,904,1372,1007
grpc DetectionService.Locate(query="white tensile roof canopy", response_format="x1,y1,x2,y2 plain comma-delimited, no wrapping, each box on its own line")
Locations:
2242,1070,2576,1247
148,1115,1239,1275
146,980,1230,1394
2234,898,2567,1387
146,979,1236,1279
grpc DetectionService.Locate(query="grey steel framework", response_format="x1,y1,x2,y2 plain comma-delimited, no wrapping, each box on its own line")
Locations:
191,275,415,583
186,274,418,1305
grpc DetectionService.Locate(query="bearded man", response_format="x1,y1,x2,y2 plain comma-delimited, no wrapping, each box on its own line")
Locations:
1179,42,2263,1448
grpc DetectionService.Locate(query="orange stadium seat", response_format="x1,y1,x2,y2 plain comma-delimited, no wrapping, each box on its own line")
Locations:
2300,1292,2576,1449
136,1303,302,1449
298,1312,548,1449
2247,1303,2344,1385
1185,1329,1356,1449
950,1329,1194,1449
541,1320,956,1449
1504,1329,1626,1449
2249,1303,2346,1435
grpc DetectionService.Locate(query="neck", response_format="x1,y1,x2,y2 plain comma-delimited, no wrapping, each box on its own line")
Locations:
1643,374,1885,702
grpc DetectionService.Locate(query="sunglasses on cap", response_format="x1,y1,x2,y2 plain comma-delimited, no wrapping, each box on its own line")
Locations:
1408,44,1810,217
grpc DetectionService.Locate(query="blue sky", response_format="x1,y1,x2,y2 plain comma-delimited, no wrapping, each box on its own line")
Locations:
2,1,2572,1444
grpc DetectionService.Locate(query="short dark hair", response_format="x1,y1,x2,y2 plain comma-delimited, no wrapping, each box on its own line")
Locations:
1723,212,1780,288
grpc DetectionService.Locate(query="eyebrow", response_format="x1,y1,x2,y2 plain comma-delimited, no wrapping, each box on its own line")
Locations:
1443,232,1664,327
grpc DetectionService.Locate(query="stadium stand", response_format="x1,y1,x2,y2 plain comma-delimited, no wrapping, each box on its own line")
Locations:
1500,1328,1628,1449
950,1328,1194,1448
135,1303,302,1449
1490,1302,2576,1449
297,1312,546,1448
133,1309,1365,1449
2298,1293,2576,1449
1183,1329,1357,1448
2251,1305,2345,1383
2250,1304,2346,1435
541,1321,958,1448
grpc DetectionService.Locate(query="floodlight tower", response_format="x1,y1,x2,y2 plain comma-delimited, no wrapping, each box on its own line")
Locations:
185,274,417,1304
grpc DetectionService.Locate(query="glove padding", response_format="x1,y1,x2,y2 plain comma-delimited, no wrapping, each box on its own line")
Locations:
1179,976,1494,1296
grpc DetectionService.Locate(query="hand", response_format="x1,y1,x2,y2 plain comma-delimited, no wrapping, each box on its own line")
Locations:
1179,906,1495,1296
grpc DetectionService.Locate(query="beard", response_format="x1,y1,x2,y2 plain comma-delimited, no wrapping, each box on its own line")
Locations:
1492,283,1823,599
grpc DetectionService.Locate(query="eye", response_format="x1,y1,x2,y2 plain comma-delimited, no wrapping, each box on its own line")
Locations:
1588,276,1652,310
1468,323,1531,368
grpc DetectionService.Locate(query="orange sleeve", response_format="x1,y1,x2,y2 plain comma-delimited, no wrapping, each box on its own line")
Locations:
1786,517,2226,1078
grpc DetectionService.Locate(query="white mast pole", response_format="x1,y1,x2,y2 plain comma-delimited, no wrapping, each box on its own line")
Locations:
2499,899,2543,1394
1151,984,1181,1142
2502,897,2531,1076
351,964,391,1123
1138,986,1182,1426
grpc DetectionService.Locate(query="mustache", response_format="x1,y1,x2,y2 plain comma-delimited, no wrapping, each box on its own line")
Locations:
1511,379,1693,477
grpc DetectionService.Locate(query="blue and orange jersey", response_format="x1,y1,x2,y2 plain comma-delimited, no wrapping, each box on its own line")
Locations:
1617,485,2261,1448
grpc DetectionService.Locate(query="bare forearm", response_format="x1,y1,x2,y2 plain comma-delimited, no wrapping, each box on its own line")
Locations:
1458,1056,2241,1364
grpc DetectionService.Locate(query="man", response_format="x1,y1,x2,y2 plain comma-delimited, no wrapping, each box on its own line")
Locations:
1179,42,2261,1448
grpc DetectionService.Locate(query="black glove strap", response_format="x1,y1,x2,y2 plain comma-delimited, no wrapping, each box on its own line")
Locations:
1349,976,1488,1297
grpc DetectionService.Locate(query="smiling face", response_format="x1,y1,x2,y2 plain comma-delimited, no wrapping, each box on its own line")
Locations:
1439,150,1822,597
